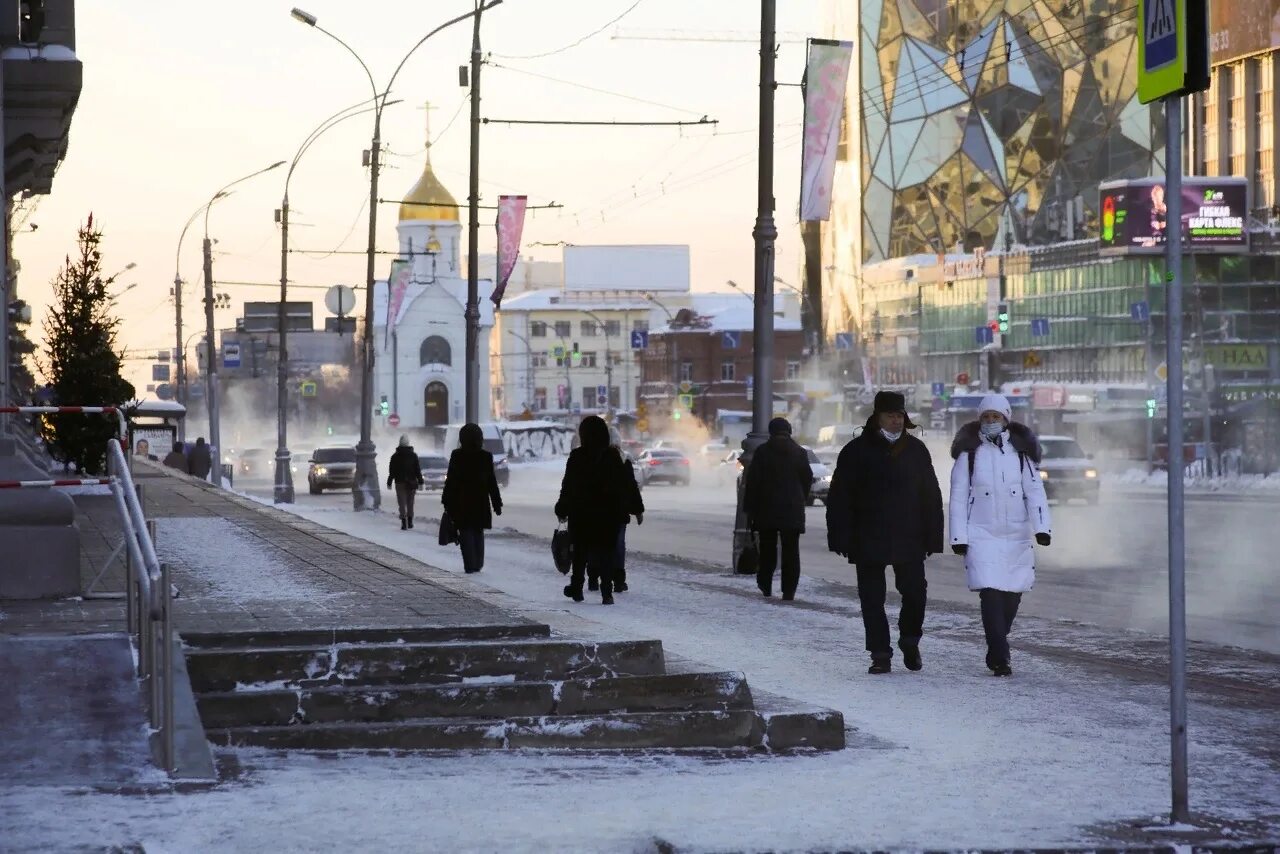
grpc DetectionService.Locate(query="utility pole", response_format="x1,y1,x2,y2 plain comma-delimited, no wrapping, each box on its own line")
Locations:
464,1,483,424
173,273,185,440
275,196,295,502
202,236,220,472
732,0,777,575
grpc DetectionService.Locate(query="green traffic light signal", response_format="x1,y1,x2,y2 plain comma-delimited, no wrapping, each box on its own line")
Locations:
1146,398,1157,418
997,302,1010,334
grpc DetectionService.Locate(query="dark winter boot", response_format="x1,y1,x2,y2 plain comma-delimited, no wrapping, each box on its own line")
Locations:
562,584,584,603
899,641,923,672
407,517,413,529
614,580,629,593
868,657,892,675
756,573,772,597
601,579,614,605
587,576,599,592
400,517,408,530
993,663,1013,677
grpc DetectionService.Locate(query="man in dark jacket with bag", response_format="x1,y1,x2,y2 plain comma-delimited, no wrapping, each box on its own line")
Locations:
387,435,424,530
442,423,503,573
826,391,944,674
744,417,813,600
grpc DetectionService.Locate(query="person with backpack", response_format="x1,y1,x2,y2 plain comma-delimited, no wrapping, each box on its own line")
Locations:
555,416,634,604
948,393,1052,677
387,435,424,530
442,423,503,573
826,391,944,674
743,417,813,600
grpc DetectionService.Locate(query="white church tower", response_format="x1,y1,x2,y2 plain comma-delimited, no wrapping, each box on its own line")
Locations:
373,112,493,429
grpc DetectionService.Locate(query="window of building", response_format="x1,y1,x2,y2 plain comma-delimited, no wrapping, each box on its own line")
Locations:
419,335,451,366
531,352,548,368
786,361,801,380
608,351,623,367
632,319,649,332
554,321,571,338
1257,57,1275,213
580,320,598,337
679,360,694,383
530,321,547,337
1228,61,1247,177
533,387,547,410
579,351,598,368
1202,71,1220,175
720,361,736,381
604,320,622,337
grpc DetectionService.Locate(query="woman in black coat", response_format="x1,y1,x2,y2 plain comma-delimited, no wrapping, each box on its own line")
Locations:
442,423,503,573
555,416,633,604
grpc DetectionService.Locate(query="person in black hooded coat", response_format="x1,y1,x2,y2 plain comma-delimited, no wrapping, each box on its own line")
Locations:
442,423,503,573
826,391,944,674
555,416,633,605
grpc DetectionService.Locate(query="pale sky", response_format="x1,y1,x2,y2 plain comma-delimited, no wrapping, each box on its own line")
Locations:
15,0,821,394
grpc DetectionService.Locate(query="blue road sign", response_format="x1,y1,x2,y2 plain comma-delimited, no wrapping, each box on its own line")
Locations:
630,329,649,350
152,363,171,382
1031,317,1051,337
1137,0,1184,102
1131,301,1151,322
975,326,994,345
721,330,740,349
834,332,853,351
596,384,608,405
222,342,241,368
931,382,945,397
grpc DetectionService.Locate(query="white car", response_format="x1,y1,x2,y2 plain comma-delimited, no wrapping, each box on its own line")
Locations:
803,446,831,506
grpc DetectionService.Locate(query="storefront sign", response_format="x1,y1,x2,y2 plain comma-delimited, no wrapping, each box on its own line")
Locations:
1220,385,1280,402
942,247,988,280
1206,345,1268,370
1099,178,1249,255
1065,392,1097,411
1209,0,1280,66
1032,386,1067,409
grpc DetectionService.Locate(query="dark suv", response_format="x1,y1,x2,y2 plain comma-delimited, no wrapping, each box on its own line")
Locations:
308,446,357,494
1037,435,1100,504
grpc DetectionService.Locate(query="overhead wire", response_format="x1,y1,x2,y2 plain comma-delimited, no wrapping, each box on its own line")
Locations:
489,0,645,60
485,61,705,116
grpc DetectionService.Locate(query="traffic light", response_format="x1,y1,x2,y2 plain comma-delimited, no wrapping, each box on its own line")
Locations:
379,395,390,416
1146,398,1157,418
672,409,681,420
997,303,1010,334
571,341,581,367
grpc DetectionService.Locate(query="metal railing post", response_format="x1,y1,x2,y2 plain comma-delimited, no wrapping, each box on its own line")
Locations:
161,561,175,774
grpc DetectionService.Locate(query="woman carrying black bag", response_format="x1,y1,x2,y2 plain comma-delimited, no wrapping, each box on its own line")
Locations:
554,416,634,605
442,423,503,573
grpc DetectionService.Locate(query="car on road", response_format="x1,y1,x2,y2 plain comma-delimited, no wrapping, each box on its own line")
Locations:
637,448,692,486
1037,435,1100,504
804,446,831,506
308,446,357,494
238,448,268,478
417,452,449,491
697,442,729,465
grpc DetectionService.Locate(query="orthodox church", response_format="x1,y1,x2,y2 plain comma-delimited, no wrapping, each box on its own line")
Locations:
372,120,494,428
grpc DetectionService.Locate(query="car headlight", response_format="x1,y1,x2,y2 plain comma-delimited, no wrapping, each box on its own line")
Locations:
1039,469,1049,481
821,474,833,485
314,466,327,476
1085,469,1098,479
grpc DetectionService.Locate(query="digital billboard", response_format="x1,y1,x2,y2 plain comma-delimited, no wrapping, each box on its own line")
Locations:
1098,178,1249,256
1209,0,1280,65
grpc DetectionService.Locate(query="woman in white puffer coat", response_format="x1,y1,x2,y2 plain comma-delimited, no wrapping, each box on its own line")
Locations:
948,394,1052,676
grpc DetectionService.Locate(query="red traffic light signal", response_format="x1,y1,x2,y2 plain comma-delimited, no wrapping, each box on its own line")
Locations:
987,320,1000,333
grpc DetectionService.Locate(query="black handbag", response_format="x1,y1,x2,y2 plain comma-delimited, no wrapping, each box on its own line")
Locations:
551,525,572,574
438,511,458,546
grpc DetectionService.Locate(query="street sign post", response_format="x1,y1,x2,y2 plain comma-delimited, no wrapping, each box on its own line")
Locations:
721,330,740,349
299,380,318,398
1138,0,1184,103
975,326,994,345
931,382,945,397
834,332,853,350
152,364,171,382
388,413,400,427
630,329,649,350
596,385,608,406
1031,318,1051,337
1131,301,1151,322
222,343,241,369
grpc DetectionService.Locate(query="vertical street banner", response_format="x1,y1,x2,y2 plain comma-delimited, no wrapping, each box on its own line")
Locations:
491,194,528,308
384,260,411,350
800,39,853,222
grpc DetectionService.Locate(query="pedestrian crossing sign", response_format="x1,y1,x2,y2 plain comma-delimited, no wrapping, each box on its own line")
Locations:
1137,0,1184,103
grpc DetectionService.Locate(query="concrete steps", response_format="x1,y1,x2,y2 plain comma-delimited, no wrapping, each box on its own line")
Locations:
185,629,844,753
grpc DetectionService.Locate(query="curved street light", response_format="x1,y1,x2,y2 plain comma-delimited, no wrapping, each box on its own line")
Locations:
174,193,229,440
272,97,401,505
202,161,287,475
291,0,504,511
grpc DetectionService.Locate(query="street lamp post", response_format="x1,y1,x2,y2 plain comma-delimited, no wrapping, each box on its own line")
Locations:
732,0,778,575
274,98,389,505
202,162,287,480
291,0,502,510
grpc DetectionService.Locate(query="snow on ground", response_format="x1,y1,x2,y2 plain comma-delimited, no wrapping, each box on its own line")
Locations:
7,502,1271,852
1113,468,1280,493
154,517,333,603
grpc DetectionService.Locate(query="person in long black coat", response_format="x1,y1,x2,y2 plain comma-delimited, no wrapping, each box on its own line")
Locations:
442,423,503,573
187,437,213,480
826,391,944,674
387,436,425,530
555,416,633,604
743,417,813,600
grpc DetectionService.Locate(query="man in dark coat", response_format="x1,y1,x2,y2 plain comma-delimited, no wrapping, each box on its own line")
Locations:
555,416,633,605
826,391,944,674
743,417,813,600
387,435,424,530
442,423,503,573
162,442,190,473
187,437,213,481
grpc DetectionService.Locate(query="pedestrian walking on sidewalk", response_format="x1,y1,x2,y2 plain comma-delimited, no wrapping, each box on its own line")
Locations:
948,394,1052,677
387,435,424,530
555,415,633,605
826,391,944,674
612,452,645,593
188,437,212,481
442,423,503,573
162,442,190,473
743,417,813,600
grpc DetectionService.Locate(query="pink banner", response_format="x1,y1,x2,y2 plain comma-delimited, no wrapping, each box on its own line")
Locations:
800,39,853,222
491,194,528,308
384,260,411,350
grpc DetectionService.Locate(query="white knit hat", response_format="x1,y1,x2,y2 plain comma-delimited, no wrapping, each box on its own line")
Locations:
399,435,410,447
977,393,1011,421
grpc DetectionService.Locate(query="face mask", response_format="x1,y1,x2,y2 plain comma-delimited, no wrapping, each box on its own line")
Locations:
980,421,1005,439
880,428,902,443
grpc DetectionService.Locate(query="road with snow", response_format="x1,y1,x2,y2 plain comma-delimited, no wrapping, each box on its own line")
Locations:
243,459,1280,655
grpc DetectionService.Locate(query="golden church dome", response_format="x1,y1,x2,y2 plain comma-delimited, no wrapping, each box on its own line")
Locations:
398,132,459,223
